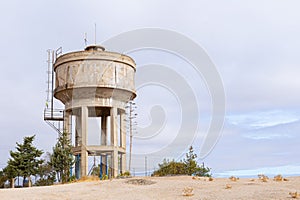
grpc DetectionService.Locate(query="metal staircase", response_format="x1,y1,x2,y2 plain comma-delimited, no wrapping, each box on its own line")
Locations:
44,108,64,134
43,48,64,134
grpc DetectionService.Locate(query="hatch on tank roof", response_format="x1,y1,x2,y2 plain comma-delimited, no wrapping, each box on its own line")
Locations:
84,45,105,51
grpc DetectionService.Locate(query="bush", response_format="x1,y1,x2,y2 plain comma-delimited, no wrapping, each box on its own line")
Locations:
35,177,54,186
152,160,186,176
90,165,100,177
122,171,131,176
68,175,76,182
0,170,8,188
152,146,211,177
117,171,131,179
194,165,211,177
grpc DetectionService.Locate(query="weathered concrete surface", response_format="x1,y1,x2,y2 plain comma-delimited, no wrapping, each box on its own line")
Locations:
53,45,136,178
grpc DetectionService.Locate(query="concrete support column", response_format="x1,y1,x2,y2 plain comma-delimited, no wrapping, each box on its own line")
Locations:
80,106,88,178
120,110,126,148
74,113,81,179
101,155,107,176
101,116,107,145
100,115,107,178
110,107,118,177
75,114,81,147
63,110,71,140
120,110,126,173
110,107,118,146
75,154,80,179
113,150,119,177
121,153,126,174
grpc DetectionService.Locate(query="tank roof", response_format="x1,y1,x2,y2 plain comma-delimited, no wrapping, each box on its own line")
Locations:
84,45,105,51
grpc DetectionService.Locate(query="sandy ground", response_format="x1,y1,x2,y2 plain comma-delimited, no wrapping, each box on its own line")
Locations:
0,176,299,200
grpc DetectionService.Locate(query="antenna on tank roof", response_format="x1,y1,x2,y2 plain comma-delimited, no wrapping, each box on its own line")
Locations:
84,32,88,46
94,23,97,44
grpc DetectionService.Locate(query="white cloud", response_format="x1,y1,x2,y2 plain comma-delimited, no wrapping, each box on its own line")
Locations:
227,110,300,129
216,165,300,178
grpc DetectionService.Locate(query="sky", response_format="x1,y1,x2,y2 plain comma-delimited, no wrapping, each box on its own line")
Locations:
0,0,299,177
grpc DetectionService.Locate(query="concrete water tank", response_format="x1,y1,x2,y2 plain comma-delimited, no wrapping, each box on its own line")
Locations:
53,45,136,178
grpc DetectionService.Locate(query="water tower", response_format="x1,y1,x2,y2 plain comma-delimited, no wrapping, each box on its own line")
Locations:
51,45,136,178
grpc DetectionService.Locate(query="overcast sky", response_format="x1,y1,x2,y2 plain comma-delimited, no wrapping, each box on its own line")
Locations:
0,0,299,177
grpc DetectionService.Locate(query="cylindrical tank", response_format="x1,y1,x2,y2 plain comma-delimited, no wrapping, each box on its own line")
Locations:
54,45,136,109
52,45,136,178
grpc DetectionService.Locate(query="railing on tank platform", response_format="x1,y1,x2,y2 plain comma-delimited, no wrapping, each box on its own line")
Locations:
44,108,64,121
44,108,64,134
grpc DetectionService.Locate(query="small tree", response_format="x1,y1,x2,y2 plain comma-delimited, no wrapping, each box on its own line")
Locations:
184,146,198,175
194,162,211,177
7,135,43,187
35,153,56,186
49,132,74,183
91,164,100,177
3,165,18,188
0,169,8,188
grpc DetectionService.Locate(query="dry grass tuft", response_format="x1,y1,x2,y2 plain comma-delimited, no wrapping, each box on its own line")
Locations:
273,174,283,181
289,192,299,199
283,178,289,181
225,184,232,189
258,174,268,182
249,179,255,182
262,177,268,182
78,176,100,182
182,187,194,196
192,176,200,180
208,177,214,181
229,176,239,181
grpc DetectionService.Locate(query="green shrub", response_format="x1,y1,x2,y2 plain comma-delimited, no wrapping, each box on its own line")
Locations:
101,175,108,180
0,170,8,188
35,177,55,186
152,146,211,177
122,171,131,176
